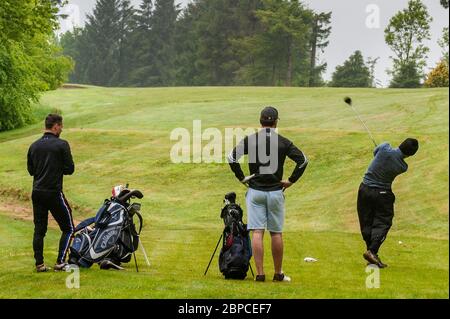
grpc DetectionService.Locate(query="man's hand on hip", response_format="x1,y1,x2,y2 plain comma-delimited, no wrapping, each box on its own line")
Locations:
241,174,256,186
281,180,293,191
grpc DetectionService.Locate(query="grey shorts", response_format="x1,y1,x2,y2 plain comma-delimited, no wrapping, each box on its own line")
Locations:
245,188,285,233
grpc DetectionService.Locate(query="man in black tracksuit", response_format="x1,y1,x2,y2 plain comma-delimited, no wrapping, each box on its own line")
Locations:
27,114,75,272
358,138,419,268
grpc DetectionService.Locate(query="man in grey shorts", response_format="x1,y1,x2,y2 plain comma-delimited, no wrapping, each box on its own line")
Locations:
228,107,308,282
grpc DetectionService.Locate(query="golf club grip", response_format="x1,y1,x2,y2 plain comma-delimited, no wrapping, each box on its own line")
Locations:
118,189,144,202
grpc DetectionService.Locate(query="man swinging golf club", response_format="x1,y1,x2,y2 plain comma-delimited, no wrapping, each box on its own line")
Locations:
344,97,419,268
27,114,75,272
358,138,419,268
228,107,308,282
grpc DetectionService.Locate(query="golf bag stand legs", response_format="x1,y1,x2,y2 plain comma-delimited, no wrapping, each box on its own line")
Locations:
140,241,151,266
133,251,139,272
204,234,223,276
249,262,254,278
129,231,139,272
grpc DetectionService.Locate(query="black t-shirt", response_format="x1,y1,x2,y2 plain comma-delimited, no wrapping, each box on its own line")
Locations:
228,128,308,191
27,132,74,192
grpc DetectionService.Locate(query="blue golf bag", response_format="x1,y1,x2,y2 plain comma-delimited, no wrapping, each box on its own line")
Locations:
68,188,144,270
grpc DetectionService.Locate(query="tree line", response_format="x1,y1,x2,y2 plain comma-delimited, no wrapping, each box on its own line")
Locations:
60,0,332,87
60,0,448,89
1,0,448,132
333,0,448,88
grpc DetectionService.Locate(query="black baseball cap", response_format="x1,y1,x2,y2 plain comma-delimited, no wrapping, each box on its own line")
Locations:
260,106,279,124
399,138,419,156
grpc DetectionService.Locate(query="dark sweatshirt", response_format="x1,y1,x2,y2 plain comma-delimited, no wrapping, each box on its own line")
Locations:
228,128,308,191
362,142,408,190
27,132,74,192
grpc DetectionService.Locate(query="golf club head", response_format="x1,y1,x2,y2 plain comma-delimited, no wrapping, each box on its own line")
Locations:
344,97,352,106
342,96,378,147
224,192,237,204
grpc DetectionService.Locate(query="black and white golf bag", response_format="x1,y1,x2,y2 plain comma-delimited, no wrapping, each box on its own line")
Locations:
218,192,252,279
68,187,144,270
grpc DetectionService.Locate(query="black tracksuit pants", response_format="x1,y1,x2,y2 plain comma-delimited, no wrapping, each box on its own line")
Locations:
32,191,74,265
357,183,395,254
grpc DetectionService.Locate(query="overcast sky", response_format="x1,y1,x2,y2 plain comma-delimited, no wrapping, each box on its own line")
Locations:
60,0,448,87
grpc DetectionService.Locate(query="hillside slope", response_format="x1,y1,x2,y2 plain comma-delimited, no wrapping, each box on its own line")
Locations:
0,87,447,298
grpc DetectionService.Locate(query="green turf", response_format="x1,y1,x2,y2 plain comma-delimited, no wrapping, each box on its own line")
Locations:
0,86,448,298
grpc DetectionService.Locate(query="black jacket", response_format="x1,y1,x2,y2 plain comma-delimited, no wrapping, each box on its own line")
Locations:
228,128,308,191
27,132,74,192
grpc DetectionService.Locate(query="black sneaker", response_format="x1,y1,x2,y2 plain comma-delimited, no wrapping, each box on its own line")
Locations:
363,250,378,264
54,263,69,272
36,264,50,273
255,275,265,282
363,251,387,268
376,254,388,268
99,259,124,270
273,273,291,282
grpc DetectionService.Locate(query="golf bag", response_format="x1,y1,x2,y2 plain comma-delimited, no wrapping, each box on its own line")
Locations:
68,186,144,270
218,192,252,279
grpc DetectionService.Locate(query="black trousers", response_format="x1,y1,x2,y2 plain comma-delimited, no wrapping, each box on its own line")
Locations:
357,183,395,254
32,191,74,265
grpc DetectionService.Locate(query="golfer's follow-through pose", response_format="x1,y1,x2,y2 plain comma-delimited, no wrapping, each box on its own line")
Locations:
228,107,308,282
27,114,75,272
358,138,419,268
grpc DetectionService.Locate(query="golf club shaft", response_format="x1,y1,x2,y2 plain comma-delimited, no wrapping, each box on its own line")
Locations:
349,105,377,147
140,241,151,266
249,263,255,278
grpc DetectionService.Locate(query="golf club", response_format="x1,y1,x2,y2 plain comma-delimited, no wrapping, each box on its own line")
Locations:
140,241,151,266
129,231,139,272
344,97,378,147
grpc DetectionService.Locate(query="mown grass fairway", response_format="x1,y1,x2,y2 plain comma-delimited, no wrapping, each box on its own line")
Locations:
0,86,448,298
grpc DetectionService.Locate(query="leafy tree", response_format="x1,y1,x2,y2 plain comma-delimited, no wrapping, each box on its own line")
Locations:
0,42,39,131
330,51,371,87
111,0,136,86
81,0,123,85
32,35,74,90
308,12,331,87
385,0,432,88
183,0,261,85
227,0,265,85
366,57,380,87
62,2,141,86
260,0,312,86
146,0,180,86
60,28,84,83
62,0,135,86
389,61,423,88
424,60,449,87
127,0,155,86
235,0,313,86
60,0,331,88
173,0,265,86
173,2,203,85
441,0,449,9
438,27,449,65
0,0,72,131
